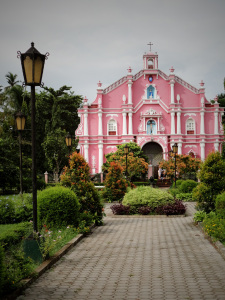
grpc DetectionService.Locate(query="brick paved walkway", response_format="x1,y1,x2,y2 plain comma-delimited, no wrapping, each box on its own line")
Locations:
17,203,225,300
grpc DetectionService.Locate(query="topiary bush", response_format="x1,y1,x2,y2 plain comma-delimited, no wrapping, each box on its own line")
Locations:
179,179,198,193
38,186,80,227
122,186,174,209
215,192,225,219
192,182,213,212
60,152,104,225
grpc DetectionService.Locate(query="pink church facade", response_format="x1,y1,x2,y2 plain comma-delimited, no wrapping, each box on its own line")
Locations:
76,49,224,176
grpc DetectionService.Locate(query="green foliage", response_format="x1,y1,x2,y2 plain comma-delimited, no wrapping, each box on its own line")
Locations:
193,211,207,223
192,182,213,212
103,162,128,202
60,152,104,225
103,142,149,180
215,192,225,219
0,197,15,224
171,179,184,188
203,215,225,244
0,222,32,250
194,152,225,212
0,194,33,224
122,186,174,209
179,180,198,193
176,193,193,201
0,245,5,295
38,186,80,227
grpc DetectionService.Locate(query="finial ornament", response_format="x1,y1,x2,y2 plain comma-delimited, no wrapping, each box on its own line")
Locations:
127,66,132,73
147,42,153,52
200,80,204,87
170,66,175,73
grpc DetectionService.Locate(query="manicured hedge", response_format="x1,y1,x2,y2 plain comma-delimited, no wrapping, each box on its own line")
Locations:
122,186,174,209
216,192,225,219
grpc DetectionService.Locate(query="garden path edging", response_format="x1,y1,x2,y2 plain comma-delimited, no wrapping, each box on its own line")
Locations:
3,225,96,300
197,222,225,261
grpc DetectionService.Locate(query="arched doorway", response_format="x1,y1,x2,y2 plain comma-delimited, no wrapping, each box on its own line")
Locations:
142,142,163,178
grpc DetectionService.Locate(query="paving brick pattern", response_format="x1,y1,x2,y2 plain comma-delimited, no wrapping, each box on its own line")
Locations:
17,203,225,300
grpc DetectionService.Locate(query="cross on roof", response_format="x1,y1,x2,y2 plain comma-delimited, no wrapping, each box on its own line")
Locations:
147,42,153,52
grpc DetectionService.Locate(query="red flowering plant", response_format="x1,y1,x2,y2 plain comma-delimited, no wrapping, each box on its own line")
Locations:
60,152,104,225
103,161,128,202
159,154,201,180
102,142,149,181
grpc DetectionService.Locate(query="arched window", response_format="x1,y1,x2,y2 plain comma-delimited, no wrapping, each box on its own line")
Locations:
186,118,195,134
147,119,157,135
147,85,155,99
148,59,154,69
108,119,117,135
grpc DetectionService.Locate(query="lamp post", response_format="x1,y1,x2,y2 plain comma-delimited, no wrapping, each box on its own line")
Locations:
124,144,129,179
65,133,72,155
15,111,26,194
171,143,178,188
18,42,49,233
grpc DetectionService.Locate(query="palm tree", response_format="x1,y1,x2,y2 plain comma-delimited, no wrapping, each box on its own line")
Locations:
5,72,20,90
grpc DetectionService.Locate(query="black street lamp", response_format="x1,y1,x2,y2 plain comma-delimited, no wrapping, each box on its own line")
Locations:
65,133,72,155
124,144,129,178
15,111,26,194
18,42,49,233
171,143,178,188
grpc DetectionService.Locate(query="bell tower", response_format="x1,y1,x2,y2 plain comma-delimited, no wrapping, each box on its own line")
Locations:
143,42,158,70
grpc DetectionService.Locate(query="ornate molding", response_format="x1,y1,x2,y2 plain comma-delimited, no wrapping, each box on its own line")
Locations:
76,122,83,135
106,114,118,118
184,145,197,148
184,113,196,117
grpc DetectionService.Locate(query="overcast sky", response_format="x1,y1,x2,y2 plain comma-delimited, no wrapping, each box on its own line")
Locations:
1,0,225,102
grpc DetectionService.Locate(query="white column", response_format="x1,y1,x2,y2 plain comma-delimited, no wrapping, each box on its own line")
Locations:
170,81,175,104
98,143,103,173
128,81,133,104
128,112,133,135
200,111,205,134
214,111,219,134
84,142,89,162
178,142,182,155
200,140,205,161
84,112,88,136
98,112,103,135
177,112,181,134
171,111,175,134
122,112,127,135
214,141,219,152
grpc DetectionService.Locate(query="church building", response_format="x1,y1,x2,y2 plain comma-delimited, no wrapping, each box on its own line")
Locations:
76,45,224,177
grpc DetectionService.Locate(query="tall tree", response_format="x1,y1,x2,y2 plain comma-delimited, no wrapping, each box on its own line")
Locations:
5,72,20,90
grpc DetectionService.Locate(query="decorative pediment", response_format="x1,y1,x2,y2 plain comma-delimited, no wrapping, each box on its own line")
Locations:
141,109,162,117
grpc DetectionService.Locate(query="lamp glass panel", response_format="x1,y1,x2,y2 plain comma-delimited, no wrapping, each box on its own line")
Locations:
124,146,129,154
23,56,33,84
172,144,178,153
66,137,72,147
16,116,25,130
34,57,43,84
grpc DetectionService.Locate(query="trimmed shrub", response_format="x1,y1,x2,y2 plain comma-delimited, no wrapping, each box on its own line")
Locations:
38,186,80,227
110,203,130,215
122,186,174,209
179,180,198,193
171,179,184,189
138,206,152,215
155,200,186,215
216,192,225,219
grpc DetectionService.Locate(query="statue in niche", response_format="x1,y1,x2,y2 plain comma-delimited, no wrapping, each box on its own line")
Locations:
147,120,156,135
